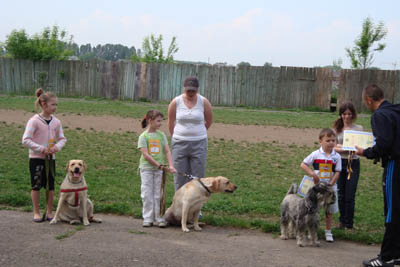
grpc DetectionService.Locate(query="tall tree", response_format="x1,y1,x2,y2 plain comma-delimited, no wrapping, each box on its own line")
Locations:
131,34,178,63
345,17,387,69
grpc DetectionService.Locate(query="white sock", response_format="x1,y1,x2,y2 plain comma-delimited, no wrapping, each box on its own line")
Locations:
325,230,331,234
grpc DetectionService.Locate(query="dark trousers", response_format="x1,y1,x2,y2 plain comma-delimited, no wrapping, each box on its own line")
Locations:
380,159,400,261
337,158,360,228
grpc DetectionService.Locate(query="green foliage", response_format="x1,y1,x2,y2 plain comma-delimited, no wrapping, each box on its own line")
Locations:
237,61,251,67
345,17,387,69
3,25,73,61
73,43,136,61
264,62,273,67
131,34,178,63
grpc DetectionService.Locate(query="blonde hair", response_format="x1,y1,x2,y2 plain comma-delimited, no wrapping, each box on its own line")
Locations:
34,88,57,109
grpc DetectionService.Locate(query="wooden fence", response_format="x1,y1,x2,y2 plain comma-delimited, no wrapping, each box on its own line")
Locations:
338,69,400,112
1,58,399,110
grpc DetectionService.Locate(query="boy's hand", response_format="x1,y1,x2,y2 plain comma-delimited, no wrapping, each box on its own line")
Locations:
312,174,320,184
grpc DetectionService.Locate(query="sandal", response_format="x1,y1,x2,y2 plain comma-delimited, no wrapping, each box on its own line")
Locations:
33,218,43,223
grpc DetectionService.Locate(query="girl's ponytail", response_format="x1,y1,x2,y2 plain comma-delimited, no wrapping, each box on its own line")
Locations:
34,88,56,109
141,110,164,129
141,116,148,128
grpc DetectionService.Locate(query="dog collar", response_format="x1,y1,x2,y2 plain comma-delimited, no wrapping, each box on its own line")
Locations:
197,178,211,195
60,187,87,207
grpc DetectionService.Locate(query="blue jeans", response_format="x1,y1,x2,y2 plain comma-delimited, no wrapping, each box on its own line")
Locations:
337,158,360,228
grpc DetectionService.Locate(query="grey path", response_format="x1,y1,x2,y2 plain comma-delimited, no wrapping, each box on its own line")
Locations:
0,210,379,267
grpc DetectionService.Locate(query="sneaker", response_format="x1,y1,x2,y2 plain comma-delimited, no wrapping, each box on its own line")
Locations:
142,222,153,227
325,231,334,242
362,256,395,267
158,221,167,228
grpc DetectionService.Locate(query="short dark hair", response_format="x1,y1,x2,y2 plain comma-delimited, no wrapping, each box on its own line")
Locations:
363,84,384,101
319,128,336,140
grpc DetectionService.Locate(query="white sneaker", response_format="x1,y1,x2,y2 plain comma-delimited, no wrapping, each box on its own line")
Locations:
325,231,334,242
142,222,153,227
158,221,167,228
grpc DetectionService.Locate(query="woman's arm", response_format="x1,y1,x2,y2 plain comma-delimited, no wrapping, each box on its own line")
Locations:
164,144,176,173
168,99,177,136
203,98,213,130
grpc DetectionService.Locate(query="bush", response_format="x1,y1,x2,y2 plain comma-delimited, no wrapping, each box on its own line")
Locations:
4,25,73,61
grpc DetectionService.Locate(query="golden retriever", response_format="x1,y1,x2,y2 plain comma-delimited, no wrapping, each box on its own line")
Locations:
50,160,101,226
164,176,237,232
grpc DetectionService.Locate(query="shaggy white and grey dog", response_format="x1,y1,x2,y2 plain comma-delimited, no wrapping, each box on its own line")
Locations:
280,183,335,247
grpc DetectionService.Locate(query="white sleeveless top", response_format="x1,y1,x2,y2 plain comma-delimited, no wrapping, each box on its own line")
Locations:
173,94,207,141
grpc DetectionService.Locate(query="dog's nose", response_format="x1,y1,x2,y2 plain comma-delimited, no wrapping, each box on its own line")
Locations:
74,167,80,173
234,185,238,190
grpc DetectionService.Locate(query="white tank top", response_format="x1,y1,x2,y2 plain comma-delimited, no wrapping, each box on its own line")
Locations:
173,94,207,141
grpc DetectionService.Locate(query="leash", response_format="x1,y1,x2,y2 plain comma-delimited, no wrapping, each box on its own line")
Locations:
177,171,211,194
159,165,168,216
347,151,354,180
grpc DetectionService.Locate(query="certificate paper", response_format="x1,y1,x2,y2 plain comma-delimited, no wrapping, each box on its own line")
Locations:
297,175,315,197
342,130,374,151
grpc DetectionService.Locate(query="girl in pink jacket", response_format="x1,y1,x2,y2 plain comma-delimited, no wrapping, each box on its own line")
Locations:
22,88,67,222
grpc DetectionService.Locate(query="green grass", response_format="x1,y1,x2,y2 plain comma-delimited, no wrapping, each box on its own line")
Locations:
55,225,85,240
0,95,372,129
0,120,384,244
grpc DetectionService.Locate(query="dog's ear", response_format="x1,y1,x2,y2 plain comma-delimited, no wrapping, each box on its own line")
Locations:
66,160,71,172
209,179,219,192
82,160,87,170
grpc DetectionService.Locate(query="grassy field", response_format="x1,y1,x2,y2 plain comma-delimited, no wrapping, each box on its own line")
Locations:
0,95,372,129
0,95,384,244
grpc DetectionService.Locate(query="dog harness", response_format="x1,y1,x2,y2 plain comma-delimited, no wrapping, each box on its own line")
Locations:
60,187,87,207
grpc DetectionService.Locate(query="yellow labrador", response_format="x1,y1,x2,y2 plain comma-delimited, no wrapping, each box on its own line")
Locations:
164,176,237,232
50,160,101,226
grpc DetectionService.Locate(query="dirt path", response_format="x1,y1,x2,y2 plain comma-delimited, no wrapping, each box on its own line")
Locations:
0,109,319,146
0,210,378,267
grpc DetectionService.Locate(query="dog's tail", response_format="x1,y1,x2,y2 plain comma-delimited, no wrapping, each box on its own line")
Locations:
286,183,298,195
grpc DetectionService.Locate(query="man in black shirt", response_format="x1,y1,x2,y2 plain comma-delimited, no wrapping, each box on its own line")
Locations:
356,84,400,267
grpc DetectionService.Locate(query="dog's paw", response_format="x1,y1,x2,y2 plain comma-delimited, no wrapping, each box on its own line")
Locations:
90,217,102,223
312,241,321,247
194,225,202,231
83,220,90,226
182,227,190,233
70,220,81,225
297,243,305,247
280,235,288,240
49,218,58,225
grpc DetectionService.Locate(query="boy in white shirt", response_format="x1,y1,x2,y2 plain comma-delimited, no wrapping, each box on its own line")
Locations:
300,128,342,242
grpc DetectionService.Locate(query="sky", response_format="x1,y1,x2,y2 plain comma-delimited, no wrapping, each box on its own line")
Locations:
1,0,400,69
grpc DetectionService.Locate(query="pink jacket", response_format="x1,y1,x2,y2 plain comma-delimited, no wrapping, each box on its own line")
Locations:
22,114,67,159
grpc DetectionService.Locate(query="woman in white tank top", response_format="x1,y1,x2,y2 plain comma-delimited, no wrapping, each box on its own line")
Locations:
168,77,213,192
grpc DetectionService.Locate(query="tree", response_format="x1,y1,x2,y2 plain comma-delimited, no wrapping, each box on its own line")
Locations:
131,34,178,63
4,25,73,61
345,17,387,69
237,61,251,67
264,62,273,67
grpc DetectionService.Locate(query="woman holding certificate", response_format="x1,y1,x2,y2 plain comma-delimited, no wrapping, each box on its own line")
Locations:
333,102,363,230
